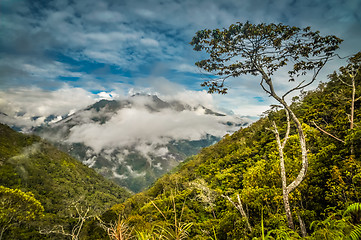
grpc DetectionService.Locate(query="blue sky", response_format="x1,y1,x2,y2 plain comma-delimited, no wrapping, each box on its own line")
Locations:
0,0,360,124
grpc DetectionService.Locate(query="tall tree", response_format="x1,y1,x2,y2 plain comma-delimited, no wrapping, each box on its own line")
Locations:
190,22,342,230
0,186,44,240
331,51,361,157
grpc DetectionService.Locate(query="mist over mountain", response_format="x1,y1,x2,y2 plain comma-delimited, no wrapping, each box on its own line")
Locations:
32,94,249,192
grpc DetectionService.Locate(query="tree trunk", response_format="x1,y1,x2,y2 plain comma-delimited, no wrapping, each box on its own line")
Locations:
262,71,309,231
283,192,294,230
273,120,295,230
297,212,308,237
282,106,308,194
222,194,252,232
263,76,309,194
236,194,252,233
350,74,355,157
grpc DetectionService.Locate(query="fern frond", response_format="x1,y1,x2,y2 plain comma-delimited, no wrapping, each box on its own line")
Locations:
349,224,361,240
344,203,361,217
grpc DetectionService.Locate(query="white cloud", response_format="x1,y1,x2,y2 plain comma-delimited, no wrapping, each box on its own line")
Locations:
67,105,241,153
134,8,156,19
163,90,215,110
233,105,271,117
84,10,124,23
21,61,83,79
172,63,200,74
97,91,119,100
140,38,159,47
134,76,186,95
0,87,103,129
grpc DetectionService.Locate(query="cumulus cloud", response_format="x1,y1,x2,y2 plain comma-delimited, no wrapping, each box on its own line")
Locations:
0,80,246,160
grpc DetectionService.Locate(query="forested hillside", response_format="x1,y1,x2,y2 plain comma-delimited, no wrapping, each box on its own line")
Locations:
0,123,130,239
92,58,361,239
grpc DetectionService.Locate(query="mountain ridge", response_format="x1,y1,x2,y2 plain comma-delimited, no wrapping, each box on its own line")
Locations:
32,94,249,192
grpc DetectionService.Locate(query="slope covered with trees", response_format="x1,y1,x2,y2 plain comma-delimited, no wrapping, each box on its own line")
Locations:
93,54,361,239
0,123,130,239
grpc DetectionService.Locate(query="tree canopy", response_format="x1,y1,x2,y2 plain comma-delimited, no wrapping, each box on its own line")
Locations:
190,22,342,95
0,186,44,239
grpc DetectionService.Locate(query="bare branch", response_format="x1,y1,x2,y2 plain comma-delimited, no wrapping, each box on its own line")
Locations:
282,80,306,100
39,202,93,240
337,75,352,87
282,110,291,149
39,225,72,237
222,194,252,232
271,118,295,230
282,60,327,99
260,78,272,95
311,121,345,143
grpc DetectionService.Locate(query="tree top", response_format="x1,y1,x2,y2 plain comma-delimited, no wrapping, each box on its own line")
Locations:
190,22,343,94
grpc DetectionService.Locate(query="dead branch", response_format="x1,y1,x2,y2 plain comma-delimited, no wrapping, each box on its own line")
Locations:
282,61,326,100
222,194,252,232
311,121,345,143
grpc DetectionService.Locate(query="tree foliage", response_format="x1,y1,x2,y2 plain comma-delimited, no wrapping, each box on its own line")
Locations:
190,22,342,94
0,186,44,239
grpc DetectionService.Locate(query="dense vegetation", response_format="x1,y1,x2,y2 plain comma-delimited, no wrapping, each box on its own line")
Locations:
0,123,130,239
90,55,361,239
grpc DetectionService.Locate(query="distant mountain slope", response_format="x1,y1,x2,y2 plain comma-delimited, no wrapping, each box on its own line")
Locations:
33,94,249,192
0,123,130,239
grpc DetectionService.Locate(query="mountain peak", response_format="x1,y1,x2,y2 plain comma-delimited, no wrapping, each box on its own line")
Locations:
32,95,249,192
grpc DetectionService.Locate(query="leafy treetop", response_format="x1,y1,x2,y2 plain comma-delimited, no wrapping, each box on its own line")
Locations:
0,185,44,240
190,22,343,96
337,51,361,79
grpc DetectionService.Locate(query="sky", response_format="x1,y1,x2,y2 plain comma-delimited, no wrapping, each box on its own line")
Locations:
0,0,361,127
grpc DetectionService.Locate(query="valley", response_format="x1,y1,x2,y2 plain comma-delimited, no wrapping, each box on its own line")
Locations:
32,94,248,192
